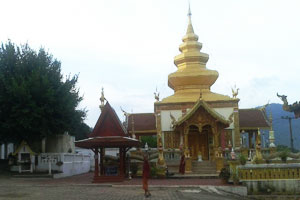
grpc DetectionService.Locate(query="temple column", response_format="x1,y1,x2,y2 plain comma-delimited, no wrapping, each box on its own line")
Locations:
212,126,219,161
94,148,99,178
184,126,192,173
221,129,226,151
180,128,184,148
184,127,189,157
233,107,241,149
215,126,224,172
156,112,166,167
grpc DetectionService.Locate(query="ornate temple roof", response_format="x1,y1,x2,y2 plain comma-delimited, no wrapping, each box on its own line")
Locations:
175,99,230,126
239,109,270,130
159,7,236,104
75,102,140,149
89,102,127,137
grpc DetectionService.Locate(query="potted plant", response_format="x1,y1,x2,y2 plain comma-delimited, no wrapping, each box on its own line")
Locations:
219,168,230,184
279,151,288,163
239,154,247,165
232,173,240,185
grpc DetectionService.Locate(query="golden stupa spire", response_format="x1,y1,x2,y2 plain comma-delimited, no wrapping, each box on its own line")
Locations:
187,3,193,33
167,4,219,96
158,4,235,103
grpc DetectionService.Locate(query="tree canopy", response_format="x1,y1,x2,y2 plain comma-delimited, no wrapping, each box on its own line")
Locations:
0,41,89,144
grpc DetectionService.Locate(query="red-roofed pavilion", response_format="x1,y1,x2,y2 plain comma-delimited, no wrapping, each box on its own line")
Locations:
75,102,140,183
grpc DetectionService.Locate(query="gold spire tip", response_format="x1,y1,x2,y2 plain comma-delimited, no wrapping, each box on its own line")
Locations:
188,1,192,23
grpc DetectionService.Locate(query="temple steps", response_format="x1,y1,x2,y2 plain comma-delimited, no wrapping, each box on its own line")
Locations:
165,160,218,178
191,160,217,175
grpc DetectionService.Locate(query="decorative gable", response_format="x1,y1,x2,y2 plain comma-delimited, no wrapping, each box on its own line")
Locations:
175,99,229,127
89,102,127,138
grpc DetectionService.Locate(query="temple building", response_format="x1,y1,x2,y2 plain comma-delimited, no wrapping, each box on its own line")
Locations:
125,8,271,174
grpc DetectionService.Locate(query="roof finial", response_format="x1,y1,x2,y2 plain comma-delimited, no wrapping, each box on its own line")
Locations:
186,1,194,34
99,87,106,111
188,1,192,23
154,87,160,102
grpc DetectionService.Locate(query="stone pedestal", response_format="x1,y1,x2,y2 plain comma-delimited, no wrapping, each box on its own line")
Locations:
185,157,192,173
216,157,224,173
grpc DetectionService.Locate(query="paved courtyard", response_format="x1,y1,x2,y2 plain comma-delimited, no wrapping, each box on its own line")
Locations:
0,173,251,200
0,184,249,200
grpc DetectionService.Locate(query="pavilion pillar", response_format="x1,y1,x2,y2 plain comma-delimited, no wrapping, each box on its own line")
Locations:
119,148,124,177
94,148,99,178
100,147,104,175
123,149,127,176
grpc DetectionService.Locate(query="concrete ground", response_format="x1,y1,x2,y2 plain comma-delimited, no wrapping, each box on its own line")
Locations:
0,184,249,200
0,172,251,200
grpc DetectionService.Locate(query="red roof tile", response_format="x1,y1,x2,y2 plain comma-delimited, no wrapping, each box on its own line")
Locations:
127,113,156,132
239,109,270,129
89,102,127,137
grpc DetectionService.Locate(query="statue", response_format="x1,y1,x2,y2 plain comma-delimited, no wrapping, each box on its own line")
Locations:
231,85,239,99
277,93,300,118
154,88,160,102
99,87,106,110
277,93,290,110
252,128,263,162
228,112,234,124
170,113,176,129
120,107,130,118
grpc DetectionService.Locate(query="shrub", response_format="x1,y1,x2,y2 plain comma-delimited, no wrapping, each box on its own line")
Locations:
219,168,230,181
150,166,158,178
279,151,288,163
239,154,247,165
56,161,63,166
130,162,138,176
232,173,239,185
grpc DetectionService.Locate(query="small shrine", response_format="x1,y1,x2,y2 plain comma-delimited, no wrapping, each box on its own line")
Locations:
12,141,36,173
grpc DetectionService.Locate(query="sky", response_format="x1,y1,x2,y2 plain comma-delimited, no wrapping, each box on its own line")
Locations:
1,0,299,128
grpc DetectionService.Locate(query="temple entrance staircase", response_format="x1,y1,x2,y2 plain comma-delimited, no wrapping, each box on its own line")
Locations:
166,160,218,179
191,161,218,177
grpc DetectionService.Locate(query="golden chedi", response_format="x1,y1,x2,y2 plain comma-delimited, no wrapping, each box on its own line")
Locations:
161,10,233,103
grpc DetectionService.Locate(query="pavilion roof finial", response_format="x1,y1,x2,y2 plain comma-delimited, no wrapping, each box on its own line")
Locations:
99,87,106,111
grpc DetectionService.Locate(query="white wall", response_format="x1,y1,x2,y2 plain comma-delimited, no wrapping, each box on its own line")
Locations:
36,153,91,178
75,147,119,171
0,143,14,159
46,134,75,153
214,107,234,129
0,144,3,159
161,110,182,131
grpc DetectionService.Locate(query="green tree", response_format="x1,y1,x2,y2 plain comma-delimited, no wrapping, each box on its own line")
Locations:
141,136,157,148
0,41,88,144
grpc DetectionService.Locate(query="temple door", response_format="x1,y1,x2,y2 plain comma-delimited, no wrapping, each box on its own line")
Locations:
199,132,209,160
188,133,199,160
